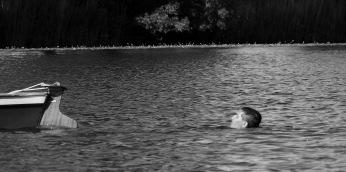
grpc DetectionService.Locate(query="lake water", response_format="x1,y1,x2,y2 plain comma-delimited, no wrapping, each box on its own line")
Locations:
0,45,346,171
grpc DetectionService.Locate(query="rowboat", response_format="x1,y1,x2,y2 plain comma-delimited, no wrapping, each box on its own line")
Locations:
0,82,77,129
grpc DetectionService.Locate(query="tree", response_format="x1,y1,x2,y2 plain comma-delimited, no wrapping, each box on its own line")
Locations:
197,0,229,31
136,2,190,40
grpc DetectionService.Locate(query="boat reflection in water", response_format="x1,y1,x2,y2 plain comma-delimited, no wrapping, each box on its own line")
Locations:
0,82,77,130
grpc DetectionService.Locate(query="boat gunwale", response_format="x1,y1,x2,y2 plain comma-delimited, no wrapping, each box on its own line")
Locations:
0,103,47,107
0,92,48,106
0,92,48,97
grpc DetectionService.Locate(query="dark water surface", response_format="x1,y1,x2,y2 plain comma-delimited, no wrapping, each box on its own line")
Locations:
1,45,346,171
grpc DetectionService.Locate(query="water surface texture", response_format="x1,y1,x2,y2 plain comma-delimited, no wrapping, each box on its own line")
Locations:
1,45,346,171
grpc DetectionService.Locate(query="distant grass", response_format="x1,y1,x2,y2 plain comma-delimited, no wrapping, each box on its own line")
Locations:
2,43,346,51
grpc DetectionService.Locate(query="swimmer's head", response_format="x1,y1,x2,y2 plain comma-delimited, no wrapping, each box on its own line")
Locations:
230,107,262,129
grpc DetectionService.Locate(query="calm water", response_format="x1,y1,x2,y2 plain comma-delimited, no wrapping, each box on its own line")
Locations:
1,45,346,171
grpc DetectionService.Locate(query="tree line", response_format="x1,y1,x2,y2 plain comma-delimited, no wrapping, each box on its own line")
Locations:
0,0,345,48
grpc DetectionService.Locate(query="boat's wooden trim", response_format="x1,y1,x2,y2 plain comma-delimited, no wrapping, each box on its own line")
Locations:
0,94,47,106
0,92,47,97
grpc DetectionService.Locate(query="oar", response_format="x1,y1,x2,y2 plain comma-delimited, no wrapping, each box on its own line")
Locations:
9,88,48,94
8,83,47,94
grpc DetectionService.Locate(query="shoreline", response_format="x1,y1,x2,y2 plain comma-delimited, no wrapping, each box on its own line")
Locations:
1,43,346,51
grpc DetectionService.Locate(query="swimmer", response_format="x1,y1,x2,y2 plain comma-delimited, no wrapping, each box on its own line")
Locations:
229,107,262,129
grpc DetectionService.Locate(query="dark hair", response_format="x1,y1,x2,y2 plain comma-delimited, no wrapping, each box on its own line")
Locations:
241,107,262,128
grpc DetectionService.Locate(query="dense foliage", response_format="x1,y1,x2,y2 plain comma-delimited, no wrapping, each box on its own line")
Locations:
0,0,345,48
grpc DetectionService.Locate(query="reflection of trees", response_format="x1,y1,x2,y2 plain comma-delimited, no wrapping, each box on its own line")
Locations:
0,0,345,48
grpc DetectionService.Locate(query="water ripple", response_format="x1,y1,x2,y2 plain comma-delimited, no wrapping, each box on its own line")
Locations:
1,45,346,171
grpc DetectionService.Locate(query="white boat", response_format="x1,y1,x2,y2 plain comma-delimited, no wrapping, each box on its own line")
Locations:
0,82,77,129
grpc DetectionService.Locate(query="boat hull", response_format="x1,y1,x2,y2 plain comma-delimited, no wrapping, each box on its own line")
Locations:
0,83,77,129
0,93,47,129
0,104,46,129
